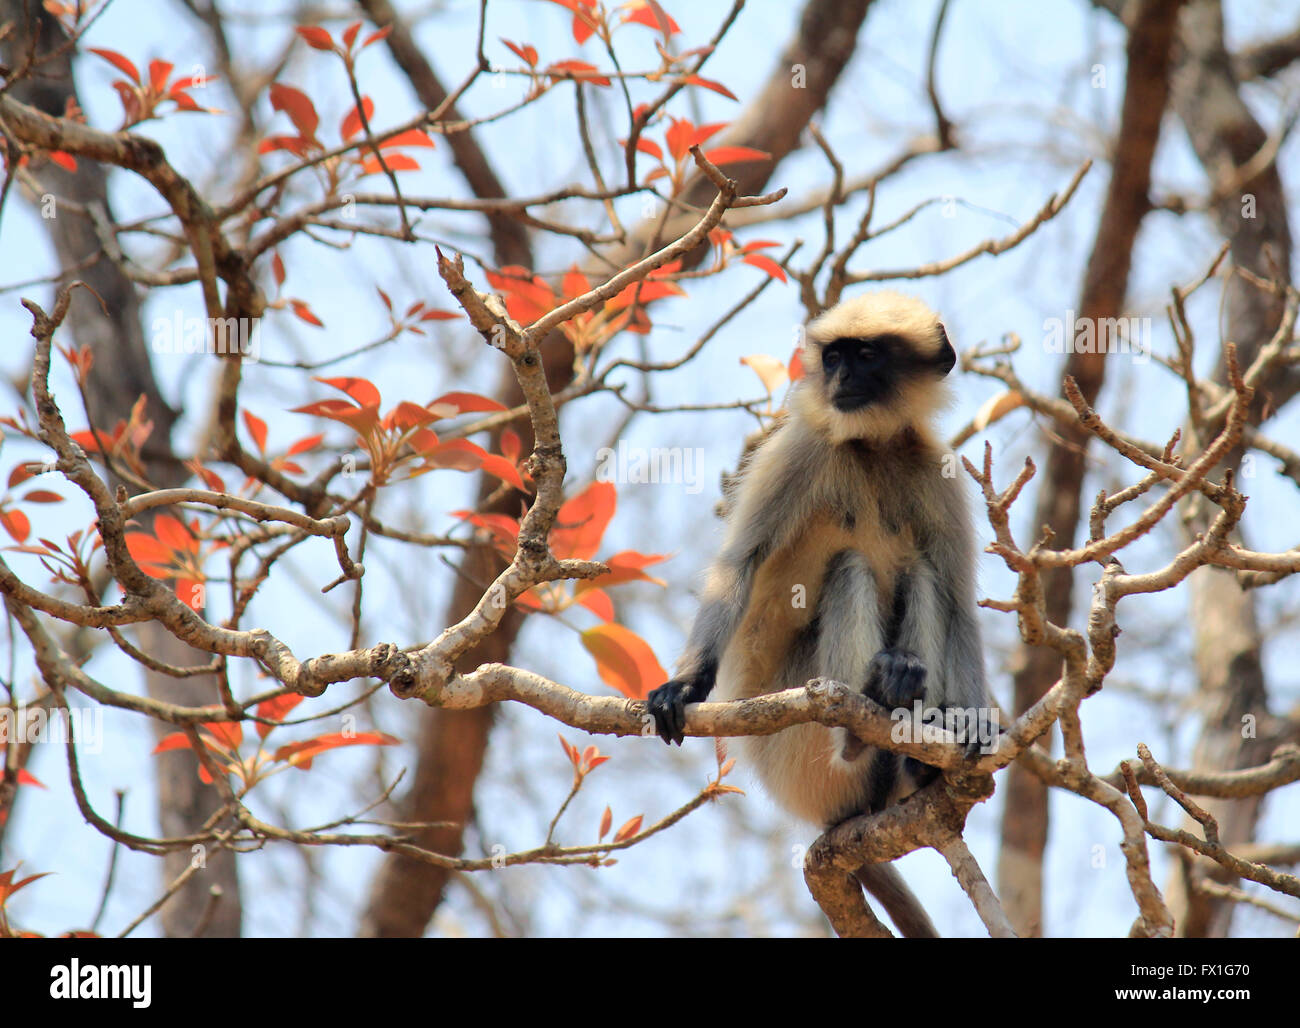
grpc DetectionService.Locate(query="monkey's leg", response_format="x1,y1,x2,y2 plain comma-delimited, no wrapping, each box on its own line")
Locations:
879,563,947,785
815,550,885,767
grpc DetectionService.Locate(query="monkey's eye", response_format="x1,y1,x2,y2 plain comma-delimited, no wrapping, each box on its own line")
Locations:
822,349,841,370
856,343,876,361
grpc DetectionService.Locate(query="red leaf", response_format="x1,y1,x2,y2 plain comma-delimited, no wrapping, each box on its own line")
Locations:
622,1,680,35
480,453,526,492
272,731,399,770
557,734,579,766
634,137,663,161
613,814,643,843
271,252,286,288
340,95,374,141
1,509,31,544
315,376,381,408
430,391,507,415
269,82,319,141
545,59,610,86
562,265,591,299
500,429,523,463
290,299,324,326
125,533,172,574
742,253,788,283
342,20,363,50
359,153,421,175
242,409,269,453
421,438,486,473
152,732,193,755
48,151,77,172
576,588,615,622
378,128,435,150
419,308,459,321
148,59,173,95
89,48,140,83
7,465,36,489
664,118,694,161
295,25,335,51
16,768,45,789
285,433,325,456
361,26,393,49
258,135,311,157
703,145,770,167
580,623,666,700
598,805,612,840
501,38,539,67
550,480,615,560
201,721,243,753
679,74,737,101
153,514,194,554
255,693,305,738
19,490,62,503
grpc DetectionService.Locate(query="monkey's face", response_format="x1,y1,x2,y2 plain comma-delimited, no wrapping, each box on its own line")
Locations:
794,291,957,444
818,332,954,413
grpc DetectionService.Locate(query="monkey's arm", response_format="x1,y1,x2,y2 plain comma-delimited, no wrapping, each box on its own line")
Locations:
647,552,756,745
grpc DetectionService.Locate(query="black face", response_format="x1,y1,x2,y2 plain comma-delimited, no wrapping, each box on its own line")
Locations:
820,327,955,412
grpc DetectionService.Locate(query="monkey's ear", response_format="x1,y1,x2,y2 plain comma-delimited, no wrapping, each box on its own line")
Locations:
935,324,956,375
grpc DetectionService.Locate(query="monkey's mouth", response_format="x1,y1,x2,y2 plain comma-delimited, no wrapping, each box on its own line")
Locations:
832,391,875,412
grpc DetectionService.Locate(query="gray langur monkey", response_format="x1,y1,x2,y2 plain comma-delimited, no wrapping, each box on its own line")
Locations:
647,291,991,938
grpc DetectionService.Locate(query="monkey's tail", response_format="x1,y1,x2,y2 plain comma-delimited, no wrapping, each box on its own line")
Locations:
853,864,939,938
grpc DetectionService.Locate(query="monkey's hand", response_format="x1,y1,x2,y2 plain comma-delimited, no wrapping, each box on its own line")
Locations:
865,648,927,709
646,677,711,746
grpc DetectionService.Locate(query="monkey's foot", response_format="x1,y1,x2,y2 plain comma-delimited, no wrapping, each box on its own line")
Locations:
646,678,703,746
865,648,927,709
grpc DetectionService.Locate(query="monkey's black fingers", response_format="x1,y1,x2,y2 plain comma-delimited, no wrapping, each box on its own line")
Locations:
646,680,689,746
865,648,928,708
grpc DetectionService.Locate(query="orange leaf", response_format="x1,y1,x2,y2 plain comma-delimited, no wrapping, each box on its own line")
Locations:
622,0,680,35
703,145,770,166
89,48,140,83
1,509,31,544
154,514,195,554
16,768,45,789
545,59,610,86
576,588,614,621
361,26,393,49
272,731,399,770
340,95,374,140
580,623,666,700
613,815,643,843
255,693,305,738
550,480,616,560
290,299,325,326
19,490,62,503
430,391,508,415
501,38,539,67
359,153,421,175
285,432,325,456
480,453,526,492
152,732,193,755
242,409,269,453
342,20,363,50
148,59,173,95
598,805,612,840
269,82,319,141
742,253,788,283
679,74,736,101
48,151,77,172
295,25,335,51
379,129,435,150
203,721,243,752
